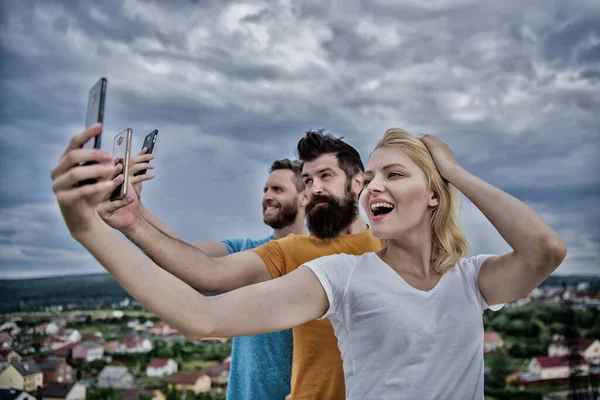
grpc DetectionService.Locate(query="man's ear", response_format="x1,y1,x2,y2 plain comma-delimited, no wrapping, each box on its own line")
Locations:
352,172,364,196
299,191,309,208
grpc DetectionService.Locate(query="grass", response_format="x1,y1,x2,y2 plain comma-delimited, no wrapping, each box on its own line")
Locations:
181,359,219,371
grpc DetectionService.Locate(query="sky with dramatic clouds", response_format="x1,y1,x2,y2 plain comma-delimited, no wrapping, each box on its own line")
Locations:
0,0,598,278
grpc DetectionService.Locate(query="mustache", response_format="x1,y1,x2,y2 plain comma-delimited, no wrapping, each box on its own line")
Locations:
263,201,280,208
308,194,334,207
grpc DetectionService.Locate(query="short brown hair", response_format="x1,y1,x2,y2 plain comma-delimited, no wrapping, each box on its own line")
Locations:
270,159,305,192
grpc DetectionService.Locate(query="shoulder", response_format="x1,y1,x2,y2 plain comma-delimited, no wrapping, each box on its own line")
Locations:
455,254,496,275
453,254,504,311
302,252,367,276
221,235,275,253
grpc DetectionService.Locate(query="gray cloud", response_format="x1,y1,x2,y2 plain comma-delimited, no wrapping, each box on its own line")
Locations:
0,0,598,278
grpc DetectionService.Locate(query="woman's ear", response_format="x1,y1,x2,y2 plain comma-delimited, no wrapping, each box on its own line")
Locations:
428,190,439,208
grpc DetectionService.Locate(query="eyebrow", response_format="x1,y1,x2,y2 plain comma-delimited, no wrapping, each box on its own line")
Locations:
364,163,408,175
302,167,334,179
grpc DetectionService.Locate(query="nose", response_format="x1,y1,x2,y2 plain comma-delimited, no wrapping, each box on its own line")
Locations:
367,175,385,194
263,190,275,204
310,179,324,195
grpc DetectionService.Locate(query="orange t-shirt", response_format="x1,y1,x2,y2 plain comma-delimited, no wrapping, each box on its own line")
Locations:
251,228,383,400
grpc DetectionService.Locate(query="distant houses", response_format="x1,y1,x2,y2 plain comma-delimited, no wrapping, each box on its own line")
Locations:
168,371,211,394
96,366,134,390
146,358,178,377
0,361,43,393
33,356,76,384
528,355,589,380
40,381,86,400
483,331,504,354
114,334,153,354
548,337,600,364
519,335,600,386
0,349,22,369
52,341,104,362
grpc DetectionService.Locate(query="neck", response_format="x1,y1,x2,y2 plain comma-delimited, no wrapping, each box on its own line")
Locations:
341,213,369,235
380,221,435,277
272,216,307,239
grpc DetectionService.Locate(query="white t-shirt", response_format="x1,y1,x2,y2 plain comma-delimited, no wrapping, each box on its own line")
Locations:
303,252,503,400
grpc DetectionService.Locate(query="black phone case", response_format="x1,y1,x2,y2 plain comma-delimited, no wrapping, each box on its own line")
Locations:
134,130,158,176
78,77,107,186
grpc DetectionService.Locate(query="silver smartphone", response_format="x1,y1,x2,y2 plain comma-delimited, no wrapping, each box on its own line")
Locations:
111,128,133,201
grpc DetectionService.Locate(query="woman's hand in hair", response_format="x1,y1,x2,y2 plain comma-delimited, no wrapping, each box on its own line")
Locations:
419,134,461,180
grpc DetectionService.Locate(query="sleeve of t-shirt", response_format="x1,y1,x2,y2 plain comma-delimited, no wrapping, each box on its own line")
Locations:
220,238,250,254
461,254,504,313
301,254,356,321
250,240,287,278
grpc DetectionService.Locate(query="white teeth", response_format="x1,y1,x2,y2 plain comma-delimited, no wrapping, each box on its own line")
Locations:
370,202,394,210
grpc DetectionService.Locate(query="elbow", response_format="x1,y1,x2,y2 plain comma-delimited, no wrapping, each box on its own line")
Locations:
181,321,214,342
530,233,567,272
180,301,217,341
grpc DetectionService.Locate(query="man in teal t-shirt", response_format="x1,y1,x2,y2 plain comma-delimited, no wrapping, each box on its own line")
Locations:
220,236,293,399
122,158,308,399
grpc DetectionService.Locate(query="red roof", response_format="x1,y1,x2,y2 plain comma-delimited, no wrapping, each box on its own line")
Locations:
85,334,103,342
148,358,173,368
123,334,143,348
52,342,80,356
534,355,587,368
484,331,503,344
169,371,206,384
199,363,230,378
551,337,595,351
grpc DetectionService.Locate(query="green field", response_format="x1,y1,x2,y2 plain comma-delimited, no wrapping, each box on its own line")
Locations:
181,359,220,371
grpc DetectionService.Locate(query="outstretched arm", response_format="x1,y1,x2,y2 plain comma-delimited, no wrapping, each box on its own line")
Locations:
421,135,567,306
100,148,231,257
80,221,326,338
139,205,230,257
51,125,326,339
96,166,269,293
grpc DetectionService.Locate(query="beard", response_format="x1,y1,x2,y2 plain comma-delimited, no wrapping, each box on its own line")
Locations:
306,183,358,240
263,198,299,230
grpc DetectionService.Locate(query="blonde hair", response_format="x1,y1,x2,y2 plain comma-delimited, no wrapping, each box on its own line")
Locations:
373,128,468,273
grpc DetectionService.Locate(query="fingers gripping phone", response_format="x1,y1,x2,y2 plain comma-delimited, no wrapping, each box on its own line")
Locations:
78,77,107,186
134,129,159,176
111,129,133,201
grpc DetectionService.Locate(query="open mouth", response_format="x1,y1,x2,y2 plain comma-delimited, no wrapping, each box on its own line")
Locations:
370,202,395,217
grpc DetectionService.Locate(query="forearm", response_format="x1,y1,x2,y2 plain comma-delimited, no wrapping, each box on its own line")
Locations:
140,205,183,240
124,217,222,292
75,219,212,338
447,167,566,267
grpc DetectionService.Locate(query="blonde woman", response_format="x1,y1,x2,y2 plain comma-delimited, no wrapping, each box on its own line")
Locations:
52,127,566,400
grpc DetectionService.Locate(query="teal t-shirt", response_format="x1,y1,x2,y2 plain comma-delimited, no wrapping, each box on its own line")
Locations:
221,235,293,400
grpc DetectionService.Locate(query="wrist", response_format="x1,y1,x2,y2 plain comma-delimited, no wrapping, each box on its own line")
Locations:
122,215,148,240
441,164,466,183
72,215,108,244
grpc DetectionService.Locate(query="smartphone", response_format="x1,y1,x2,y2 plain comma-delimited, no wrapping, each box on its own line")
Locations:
78,77,107,186
83,77,107,149
111,128,133,201
134,129,159,176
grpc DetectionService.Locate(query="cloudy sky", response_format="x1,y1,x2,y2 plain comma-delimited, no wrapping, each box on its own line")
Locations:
0,0,598,279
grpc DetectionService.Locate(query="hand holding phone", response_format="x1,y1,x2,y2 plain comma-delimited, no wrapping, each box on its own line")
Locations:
134,129,159,176
111,128,133,201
